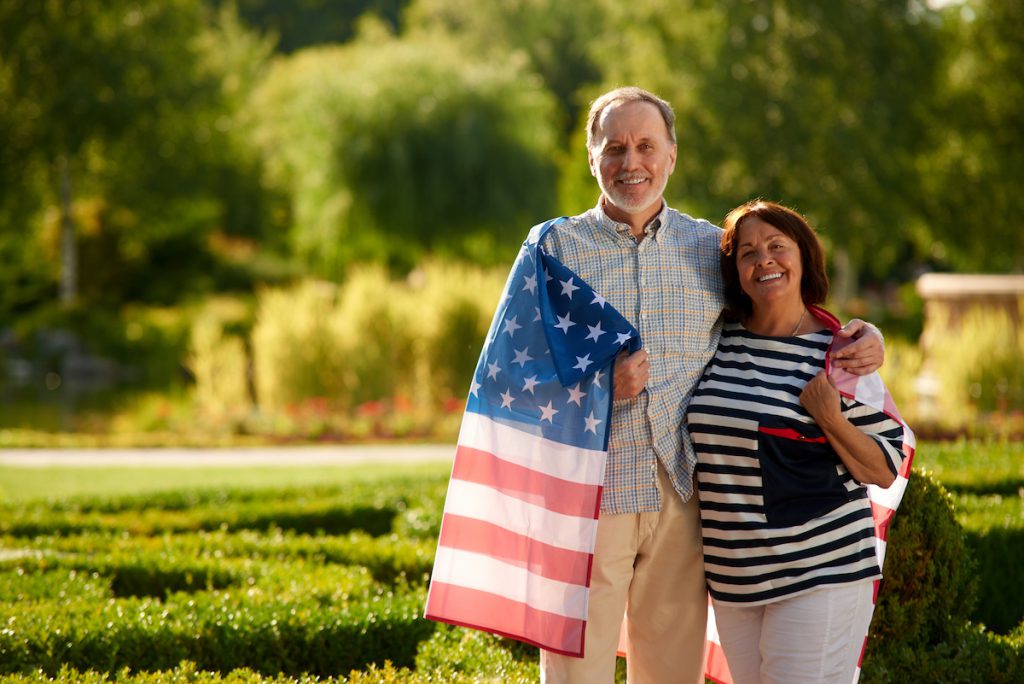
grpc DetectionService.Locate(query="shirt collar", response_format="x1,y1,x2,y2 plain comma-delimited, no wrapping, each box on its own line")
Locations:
595,197,669,239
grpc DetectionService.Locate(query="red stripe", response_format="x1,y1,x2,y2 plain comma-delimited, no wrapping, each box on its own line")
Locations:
425,581,586,657
871,502,895,542
757,426,827,443
437,514,594,586
453,445,602,519
704,640,734,684
899,448,914,476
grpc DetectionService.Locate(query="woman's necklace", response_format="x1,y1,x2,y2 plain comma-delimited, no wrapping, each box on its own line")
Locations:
790,308,807,336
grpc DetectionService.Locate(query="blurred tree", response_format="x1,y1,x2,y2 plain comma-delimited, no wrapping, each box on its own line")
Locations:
404,0,608,134
213,0,409,52
565,0,948,288
918,0,1024,272
0,0,279,320
250,25,561,276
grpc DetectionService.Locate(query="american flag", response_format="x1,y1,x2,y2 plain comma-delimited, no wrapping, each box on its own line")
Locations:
424,218,641,657
701,305,916,684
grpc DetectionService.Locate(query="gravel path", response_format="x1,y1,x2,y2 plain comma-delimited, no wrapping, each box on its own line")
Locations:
0,444,455,468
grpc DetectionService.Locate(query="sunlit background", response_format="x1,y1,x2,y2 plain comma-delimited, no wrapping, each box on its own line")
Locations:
0,0,1020,444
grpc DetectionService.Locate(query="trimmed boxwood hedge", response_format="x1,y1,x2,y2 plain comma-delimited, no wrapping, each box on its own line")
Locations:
862,469,1022,681
0,468,1019,683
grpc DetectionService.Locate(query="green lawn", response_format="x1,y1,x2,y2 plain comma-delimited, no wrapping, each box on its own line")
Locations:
914,439,1024,495
1,439,1018,503
0,460,452,502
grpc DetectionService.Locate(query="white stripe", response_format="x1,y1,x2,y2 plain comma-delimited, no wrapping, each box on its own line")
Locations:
703,514,873,557
704,363,815,391
431,546,588,619
706,603,722,643
868,475,908,511
853,373,887,409
874,537,888,565
458,412,606,485
705,541,878,578
686,410,758,434
442,479,598,553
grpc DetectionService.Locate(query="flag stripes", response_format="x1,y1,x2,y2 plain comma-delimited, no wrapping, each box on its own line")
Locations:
451,445,602,519
457,411,608,485
436,514,594,586
425,219,639,658
424,582,587,657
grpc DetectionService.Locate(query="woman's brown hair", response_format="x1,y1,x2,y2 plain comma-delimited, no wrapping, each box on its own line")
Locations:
720,200,829,318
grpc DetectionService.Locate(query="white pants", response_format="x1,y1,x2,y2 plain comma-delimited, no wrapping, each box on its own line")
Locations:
712,581,875,684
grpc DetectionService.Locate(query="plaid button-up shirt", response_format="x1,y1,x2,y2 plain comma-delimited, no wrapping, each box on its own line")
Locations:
541,201,725,514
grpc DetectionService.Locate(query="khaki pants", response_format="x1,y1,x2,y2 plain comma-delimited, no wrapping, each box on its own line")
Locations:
541,464,707,683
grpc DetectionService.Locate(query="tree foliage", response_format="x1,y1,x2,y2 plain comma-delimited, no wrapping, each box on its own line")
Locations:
0,0,279,319
560,0,949,283
0,0,1020,331
917,0,1024,272
250,28,560,275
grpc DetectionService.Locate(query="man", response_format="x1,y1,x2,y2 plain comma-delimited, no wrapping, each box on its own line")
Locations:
538,86,883,683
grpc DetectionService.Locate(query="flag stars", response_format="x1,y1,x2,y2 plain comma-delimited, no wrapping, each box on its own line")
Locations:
615,332,633,346
584,411,603,434
522,274,537,294
486,361,501,380
522,375,540,394
560,277,580,299
538,401,559,423
585,323,605,342
469,378,482,397
593,369,604,389
554,313,575,334
533,307,542,322
567,384,586,406
502,315,522,337
592,293,607,308
500,389,515,409
512,347,534,367
574,354,593,373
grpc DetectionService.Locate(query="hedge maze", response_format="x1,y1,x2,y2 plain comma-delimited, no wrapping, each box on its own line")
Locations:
0,472,1019,683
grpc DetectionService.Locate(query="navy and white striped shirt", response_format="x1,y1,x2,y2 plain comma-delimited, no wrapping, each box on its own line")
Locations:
686,322,906,605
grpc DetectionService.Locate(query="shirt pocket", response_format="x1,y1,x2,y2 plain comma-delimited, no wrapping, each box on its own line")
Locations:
756,416,853,527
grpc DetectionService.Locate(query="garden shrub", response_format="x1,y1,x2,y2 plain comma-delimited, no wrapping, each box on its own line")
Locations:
0,567,111,602
869,469,977,650
0,497,400,538
0,659,537,682
5,468,1017,682
0,662,317,683
331,266,417,408
0,586,433,677
876,338,923,425
861,623,1023,684
414,623,539,682
964,524,1024,634
251,281,346,412
245,263,505,434
404,260,504,405
926,303,1024,437
188,312,252,421
860,469,1015,681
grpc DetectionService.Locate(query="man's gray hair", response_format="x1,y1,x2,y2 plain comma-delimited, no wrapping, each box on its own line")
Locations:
585,86,677,150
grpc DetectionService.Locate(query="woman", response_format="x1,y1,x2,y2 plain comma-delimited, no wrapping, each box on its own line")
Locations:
687,200,909,683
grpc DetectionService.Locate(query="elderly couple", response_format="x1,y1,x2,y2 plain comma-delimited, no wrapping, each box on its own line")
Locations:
535,87,907,683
